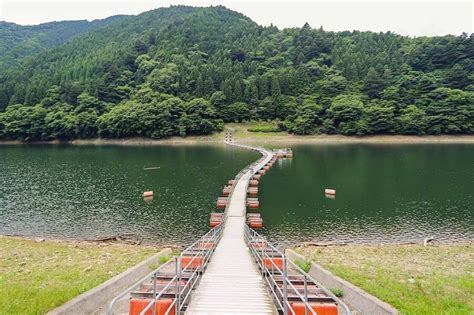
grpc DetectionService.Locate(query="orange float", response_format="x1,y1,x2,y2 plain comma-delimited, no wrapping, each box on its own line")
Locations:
216,197,228,208
288,302,338,315
247,201,260,209
129,298,175,315
197,242,215,249
248,219,263,228
181,256,203,269
249,180,259,187
247,187,258,197
209,220,221,227
222,185,232,196
325,189,336,195
209,212,224,227
263,257,284,270
197,241,215,250
250,242,266,249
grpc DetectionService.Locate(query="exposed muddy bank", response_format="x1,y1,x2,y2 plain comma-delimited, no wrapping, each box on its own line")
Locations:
1,134,474,146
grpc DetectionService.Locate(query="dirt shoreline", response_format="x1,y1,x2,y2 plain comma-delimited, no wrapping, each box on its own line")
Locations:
3,234,471,248
0,234,181,249
294,239,473,248
1,134,474,146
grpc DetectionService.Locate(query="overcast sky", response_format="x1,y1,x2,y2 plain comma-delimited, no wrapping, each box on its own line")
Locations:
0,0,472,37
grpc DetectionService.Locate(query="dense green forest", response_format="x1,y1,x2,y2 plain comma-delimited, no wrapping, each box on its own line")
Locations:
0,6,472,141
0,16,125,72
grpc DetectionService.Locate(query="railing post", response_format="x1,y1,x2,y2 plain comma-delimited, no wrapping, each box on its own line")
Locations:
176,257,181,312
152,271,157,315
261,239,264,276
271,250,274,276
304,275,308,315
283,256,288,315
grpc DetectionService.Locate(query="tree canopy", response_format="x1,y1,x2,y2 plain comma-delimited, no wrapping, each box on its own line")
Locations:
0,6,472,141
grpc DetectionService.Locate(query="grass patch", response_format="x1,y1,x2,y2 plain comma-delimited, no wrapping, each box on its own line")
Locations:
294,258,312,273
159,254,172,264
330,287,344,298
296,243,474,315
0,236,158,314
247,125,280,133
223,122,287,139
149,254,173,271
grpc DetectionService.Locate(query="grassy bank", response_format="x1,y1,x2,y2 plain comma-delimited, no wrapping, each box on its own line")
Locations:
223,122,474,144
0,236,159,314
296,243,473,315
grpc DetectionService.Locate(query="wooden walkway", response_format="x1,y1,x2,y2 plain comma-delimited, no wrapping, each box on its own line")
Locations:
185,144,276,314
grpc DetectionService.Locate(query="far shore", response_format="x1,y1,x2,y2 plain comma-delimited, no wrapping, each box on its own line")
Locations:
1,134,474,146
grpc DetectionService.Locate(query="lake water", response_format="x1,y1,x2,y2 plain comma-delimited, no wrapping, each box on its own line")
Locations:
259,144,474,245
0,143,472,246
0,144,258,245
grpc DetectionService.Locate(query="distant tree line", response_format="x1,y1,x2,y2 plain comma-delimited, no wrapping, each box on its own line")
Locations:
0,6,472,141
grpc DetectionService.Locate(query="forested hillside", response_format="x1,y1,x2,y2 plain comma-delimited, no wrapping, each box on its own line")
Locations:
0,5,472,141
0,16,125,71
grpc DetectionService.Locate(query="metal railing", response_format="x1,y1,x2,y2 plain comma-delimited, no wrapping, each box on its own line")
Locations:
106,223,223,315
171,223,224,313
245,225,351,315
